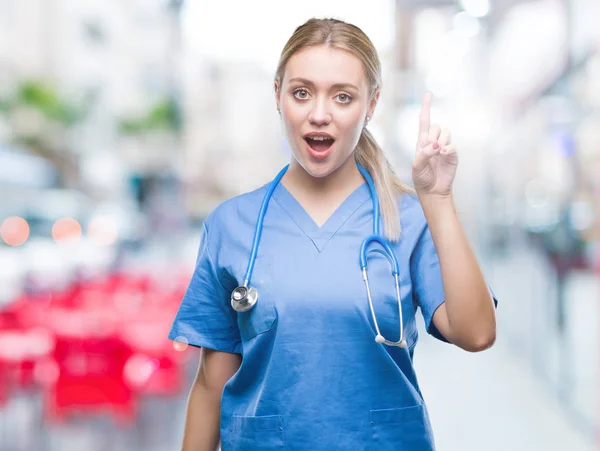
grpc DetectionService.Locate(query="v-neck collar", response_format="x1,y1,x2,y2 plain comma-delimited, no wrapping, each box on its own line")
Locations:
271,181,371,252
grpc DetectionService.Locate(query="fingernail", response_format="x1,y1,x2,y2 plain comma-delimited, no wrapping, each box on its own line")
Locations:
433,142,439,150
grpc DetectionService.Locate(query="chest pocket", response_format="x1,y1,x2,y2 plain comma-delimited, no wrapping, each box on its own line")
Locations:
235,253,278,342
237,295,277,341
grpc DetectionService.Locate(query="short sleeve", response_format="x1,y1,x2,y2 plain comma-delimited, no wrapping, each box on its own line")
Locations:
168,222,242,354
410,224,499,343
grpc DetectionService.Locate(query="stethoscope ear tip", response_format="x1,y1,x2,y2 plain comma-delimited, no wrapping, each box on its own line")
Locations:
375,335,385,344
399,340,407,348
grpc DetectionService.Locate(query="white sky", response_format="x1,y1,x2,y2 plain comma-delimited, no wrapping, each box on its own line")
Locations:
182,0,396,71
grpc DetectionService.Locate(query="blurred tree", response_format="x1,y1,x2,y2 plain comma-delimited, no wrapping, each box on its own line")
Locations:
0,81,88,187
118,97,181,135
17,82,82,125
117,97,182,213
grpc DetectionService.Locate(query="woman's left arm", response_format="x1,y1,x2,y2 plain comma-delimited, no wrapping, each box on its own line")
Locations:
419,193,496,352
412,91,496,352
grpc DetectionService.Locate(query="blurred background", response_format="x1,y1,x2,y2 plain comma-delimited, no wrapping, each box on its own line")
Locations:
0,0,598,450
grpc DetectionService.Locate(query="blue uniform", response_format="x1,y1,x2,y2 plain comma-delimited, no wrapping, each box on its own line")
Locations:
169,179,497,450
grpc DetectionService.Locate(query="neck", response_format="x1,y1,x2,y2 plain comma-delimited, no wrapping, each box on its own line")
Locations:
283,157,364,197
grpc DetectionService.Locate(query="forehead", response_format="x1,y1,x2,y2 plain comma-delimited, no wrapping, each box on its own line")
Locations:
283,45,367,89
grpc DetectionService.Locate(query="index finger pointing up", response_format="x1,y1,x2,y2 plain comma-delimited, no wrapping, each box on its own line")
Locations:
419,91,433,137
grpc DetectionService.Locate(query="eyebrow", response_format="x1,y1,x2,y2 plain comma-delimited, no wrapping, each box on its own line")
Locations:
288,77,359,92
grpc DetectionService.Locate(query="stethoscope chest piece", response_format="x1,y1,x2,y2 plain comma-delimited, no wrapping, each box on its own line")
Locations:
231,286,258,312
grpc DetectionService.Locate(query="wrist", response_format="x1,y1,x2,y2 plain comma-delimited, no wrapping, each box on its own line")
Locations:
417,192,456,221
417,191,454,207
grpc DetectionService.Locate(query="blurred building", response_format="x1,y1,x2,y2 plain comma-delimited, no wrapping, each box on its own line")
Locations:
390,0,599,439
180,58,287,217
0,0,183,197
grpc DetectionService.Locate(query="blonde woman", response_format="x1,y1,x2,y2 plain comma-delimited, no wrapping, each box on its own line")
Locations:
169,17,497,451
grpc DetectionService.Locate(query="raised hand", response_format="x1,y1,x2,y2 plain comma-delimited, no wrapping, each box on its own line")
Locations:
411,92,458,198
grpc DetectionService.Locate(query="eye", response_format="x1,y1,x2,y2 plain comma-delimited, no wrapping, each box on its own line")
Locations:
336,93,353,104
293,88,310,100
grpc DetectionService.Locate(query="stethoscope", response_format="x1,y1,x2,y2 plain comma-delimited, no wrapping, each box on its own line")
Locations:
230,163,407,348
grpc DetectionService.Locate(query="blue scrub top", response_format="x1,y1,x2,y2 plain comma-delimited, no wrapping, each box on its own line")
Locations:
169,178,497,451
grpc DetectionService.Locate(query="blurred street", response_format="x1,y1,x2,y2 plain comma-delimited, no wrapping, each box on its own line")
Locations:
417,335,594,451
418,241,597,450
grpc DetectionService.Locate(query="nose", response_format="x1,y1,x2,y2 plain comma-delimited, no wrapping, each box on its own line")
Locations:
308,98,332,126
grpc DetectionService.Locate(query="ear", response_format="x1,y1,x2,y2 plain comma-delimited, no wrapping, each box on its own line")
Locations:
274,80,281,110
368,88,380,118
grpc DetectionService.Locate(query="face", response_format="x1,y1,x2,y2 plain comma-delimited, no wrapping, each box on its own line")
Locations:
275,45,379,179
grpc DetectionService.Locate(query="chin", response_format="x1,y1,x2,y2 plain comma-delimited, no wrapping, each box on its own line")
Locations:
298,157,338,179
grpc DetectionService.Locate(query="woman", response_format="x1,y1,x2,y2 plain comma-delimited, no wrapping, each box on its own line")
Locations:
169,17,497,451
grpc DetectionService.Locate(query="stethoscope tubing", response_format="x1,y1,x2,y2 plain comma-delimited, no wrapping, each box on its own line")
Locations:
243,164,290,287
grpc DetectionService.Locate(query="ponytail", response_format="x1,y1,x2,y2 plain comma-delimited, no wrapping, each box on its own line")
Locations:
355,128,415,242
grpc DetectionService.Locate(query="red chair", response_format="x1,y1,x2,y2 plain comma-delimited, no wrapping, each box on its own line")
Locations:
43,308,137,426
0,356,8,408
0,302,56,393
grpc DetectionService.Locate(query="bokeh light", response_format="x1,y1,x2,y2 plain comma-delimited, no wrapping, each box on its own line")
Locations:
1,216,30,246
173,336,189,352
459,0,490,18
52,218,82,243
124,354,160,388
87,216,119,246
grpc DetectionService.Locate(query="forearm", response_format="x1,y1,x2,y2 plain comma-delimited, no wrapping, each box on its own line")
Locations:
181,383,222,451
419,193,496,348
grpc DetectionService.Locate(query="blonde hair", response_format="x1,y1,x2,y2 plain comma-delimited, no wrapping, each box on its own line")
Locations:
274,18,414,241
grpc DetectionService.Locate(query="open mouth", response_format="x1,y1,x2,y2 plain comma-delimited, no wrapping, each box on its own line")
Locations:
304,136,335,153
